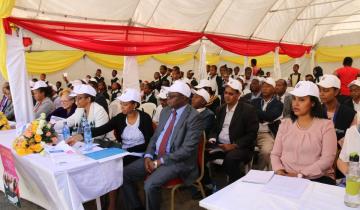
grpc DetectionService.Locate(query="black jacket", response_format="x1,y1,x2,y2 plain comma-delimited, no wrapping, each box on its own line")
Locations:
91,110,154,149
323,104,356,140
143,93,158,106
198,108,215,138
209,102,259,151
251,97,283,137
95,93,109,113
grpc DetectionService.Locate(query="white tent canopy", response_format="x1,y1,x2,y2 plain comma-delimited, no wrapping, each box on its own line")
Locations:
12,0,360,49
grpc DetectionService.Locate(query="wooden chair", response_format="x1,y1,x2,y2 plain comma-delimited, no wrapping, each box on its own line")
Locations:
163,132,206,210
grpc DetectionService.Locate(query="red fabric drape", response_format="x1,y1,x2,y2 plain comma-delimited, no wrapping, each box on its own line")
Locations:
7,17,203,55
279,43,312,58
206,34,278,56
7,17,311,58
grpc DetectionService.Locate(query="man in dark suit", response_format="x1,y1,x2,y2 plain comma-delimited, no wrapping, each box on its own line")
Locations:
207,78,259,184
122,81,203,210
159,65,170,85
251,77,283,170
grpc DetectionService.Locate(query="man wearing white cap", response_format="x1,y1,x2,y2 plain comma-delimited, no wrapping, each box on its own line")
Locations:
318,74,357,147
191,88,215,137
207,78,259,184
123,80,203,210
251,77,283,171
32,81,55,119
152,87,169,124
56,84,114,141
345,79,360,114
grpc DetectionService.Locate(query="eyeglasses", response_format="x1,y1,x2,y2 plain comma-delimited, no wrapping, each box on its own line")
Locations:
166,93,181,99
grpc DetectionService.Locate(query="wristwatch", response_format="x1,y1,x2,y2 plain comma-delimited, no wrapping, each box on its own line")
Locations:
153,160,158,169
297,173,303,178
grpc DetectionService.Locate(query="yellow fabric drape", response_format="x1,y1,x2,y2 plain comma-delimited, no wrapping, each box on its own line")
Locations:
194,53,220,65
220,53,292,67
316,45,360,63
153,53,194,65
86,52,150,69
0,0,15,79
26,51,85,74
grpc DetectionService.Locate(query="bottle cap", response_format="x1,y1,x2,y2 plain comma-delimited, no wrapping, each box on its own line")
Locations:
350,152,359,162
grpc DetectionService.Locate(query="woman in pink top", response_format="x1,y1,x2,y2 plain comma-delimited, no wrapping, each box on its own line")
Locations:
271,81,337,185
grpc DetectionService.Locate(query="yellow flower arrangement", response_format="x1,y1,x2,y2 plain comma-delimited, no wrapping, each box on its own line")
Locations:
0,112,11,130
13,113,57,156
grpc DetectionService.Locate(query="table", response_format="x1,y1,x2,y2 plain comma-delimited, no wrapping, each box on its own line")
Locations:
0,129,126,210
200,175,354,210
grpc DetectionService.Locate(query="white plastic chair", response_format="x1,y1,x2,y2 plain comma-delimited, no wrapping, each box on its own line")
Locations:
139,103,157,118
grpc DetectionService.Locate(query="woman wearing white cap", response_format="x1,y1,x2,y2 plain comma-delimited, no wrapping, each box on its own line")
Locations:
32,81,56,119
68,88,154,164
318,74,357,147
56,84,114,140
191,88,215,137
195,79,220,114
271,81,337,185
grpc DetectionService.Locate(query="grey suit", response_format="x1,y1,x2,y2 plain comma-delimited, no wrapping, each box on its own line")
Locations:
122,104,203,210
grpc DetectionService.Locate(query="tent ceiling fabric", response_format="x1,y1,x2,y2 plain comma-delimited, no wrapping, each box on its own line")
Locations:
12,0,360,46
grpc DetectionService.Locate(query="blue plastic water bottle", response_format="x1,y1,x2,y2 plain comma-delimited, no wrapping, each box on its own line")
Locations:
83,122,93,151
62,121,70,142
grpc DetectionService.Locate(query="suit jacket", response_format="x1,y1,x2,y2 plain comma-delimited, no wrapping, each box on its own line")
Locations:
3,99,14,121
251,97,283,137
282,94,292,118
209,102,259,151
198,108,215,138
145,105,203,185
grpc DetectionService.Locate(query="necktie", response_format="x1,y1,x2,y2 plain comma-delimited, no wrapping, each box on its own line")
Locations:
158,110,177,157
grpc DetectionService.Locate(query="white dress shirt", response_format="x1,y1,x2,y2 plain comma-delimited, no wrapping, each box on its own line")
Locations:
218,103,238,144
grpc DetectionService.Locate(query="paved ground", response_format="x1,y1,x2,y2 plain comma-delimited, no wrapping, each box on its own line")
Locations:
0,166,227,210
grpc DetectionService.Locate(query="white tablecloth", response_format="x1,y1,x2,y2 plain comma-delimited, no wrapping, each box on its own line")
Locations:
0,129,125,210
200,175,354,210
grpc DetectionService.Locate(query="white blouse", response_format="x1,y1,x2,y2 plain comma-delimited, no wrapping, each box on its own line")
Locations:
121,114,145,149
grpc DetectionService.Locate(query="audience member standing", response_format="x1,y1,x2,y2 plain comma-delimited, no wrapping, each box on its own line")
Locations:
208,65,223,96
334,57,360,96
289,64,301,87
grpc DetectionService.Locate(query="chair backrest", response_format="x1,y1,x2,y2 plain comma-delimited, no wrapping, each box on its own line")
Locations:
108,100,121,118
140,103,157,117
197,132,206,181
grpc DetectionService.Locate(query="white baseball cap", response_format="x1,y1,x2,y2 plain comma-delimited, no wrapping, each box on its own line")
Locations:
237,76,245,82
158,87,169,99
73,84,97,97
195,79,211,89
290,81,319,98
89,78,97,83
348,79,360,88
317,74,340,89
117,88,141,103
226,78,242,93
263,77,276,88
29,80,35,88
168,80,191,97
31,81,48,90
70,80,83,87
194,88,210,103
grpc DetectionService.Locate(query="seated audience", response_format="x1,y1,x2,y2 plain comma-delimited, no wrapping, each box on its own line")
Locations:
55,81,63,94
0,83,14,121
195,80,220,114
337,124,360,176
110,69,119,84
243,67,253,91
305,74,315,82
159,65,170,85
271,81,337,185
207,78,259,183
94,68,104,82
251,78,283,170
98,80,110,101
88,80,109,113
150,72,162,91
171,66,182,84
242,77,262,102
275,79,292,118
152,87,168,124
110,82,121,102
191,88,214,137
142,83,157,105
32,81,55,119
56,84,114,140
46,88,76,121
313,66,323,83
342,79,360,115
184,70,198,87
318,74,357,146
334,57,360,96
122,81,203,210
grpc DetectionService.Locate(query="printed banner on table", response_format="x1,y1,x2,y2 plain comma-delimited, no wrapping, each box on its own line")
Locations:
0,144,21,207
